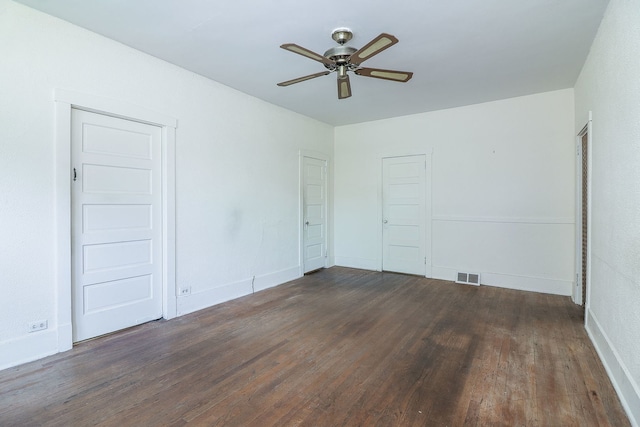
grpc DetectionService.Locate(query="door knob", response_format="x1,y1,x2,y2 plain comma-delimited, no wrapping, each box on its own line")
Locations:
383,219,388,224
305,221,310,226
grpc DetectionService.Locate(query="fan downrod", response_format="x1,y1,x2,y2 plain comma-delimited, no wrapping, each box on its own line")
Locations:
324,28,357,70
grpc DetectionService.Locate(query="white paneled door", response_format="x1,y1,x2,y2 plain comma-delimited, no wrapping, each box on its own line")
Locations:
71,109,163,342
382,155,426,275
303,156,328,273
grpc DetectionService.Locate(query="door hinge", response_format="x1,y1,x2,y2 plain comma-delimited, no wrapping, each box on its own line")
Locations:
424,257,427,265
73,167,77,182
577,145,580,156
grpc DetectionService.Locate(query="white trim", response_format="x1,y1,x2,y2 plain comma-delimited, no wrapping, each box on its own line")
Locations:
586,309,640,427
432,215,574,225
425,153,433,278
326,255,336,268
585,113,593,314
176,267,300,316
54,89,177,128
54,90,177,352
299,150,331,275
574,113,593,307
162,126,177,319
0,330,59,371
574,132,583,305
253,267,300,292
377,151,433,277
177,278,252,317
431,266,573,296
54,100,73,353
334,256,379,271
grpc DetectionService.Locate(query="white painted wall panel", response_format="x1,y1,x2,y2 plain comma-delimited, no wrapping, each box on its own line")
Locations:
432,220,574,283
574,0,640,422
0,0,333,369
334,89,575,294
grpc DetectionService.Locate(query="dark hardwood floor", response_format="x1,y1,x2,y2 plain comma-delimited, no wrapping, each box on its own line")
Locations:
0,267,630,426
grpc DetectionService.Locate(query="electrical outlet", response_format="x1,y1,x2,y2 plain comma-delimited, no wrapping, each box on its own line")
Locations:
178,286,191,296
28,320,48,333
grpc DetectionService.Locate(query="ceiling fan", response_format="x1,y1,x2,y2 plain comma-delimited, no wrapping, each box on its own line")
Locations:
277,28,413,99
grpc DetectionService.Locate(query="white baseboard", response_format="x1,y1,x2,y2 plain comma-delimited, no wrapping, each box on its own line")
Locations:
176,266,300,316
586,309,640,427
0,329,58,371
57,322,73,352
431,266,572,296
253,267,300,293
334,256,379,271
0,267,302,371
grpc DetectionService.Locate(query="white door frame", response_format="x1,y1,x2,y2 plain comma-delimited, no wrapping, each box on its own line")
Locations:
299,150,331,276
574,111,592,311
54,89,177,351
376,149,433,277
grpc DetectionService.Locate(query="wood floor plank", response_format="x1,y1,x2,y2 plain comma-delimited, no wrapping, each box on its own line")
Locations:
0,267,631,426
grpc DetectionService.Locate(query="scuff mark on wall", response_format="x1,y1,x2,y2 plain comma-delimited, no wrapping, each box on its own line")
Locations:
225,208,243,238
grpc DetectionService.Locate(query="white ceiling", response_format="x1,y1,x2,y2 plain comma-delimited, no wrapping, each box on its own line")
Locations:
16,0,609,126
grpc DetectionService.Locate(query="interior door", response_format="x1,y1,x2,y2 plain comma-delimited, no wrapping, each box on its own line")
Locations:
303,156,327,273
71,108,163,342
382,155,426,275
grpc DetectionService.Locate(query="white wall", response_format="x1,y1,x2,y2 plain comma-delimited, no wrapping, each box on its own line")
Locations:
574,0,640,423
0,0,333,370
334,89,576,295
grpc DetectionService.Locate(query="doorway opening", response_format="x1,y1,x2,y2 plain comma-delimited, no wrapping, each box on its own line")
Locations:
575,114,591,312
55,90,177,352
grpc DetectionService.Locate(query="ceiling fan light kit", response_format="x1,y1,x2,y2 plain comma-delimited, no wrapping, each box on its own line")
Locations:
278,28,413,99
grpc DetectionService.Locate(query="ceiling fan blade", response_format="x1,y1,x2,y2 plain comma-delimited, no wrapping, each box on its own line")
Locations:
354,67,413,82
277,71,330,87
280,43,335,66
350,33,399,65
337,75,352,99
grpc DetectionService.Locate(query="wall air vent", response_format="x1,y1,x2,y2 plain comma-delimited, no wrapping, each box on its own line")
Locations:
456,272,481,286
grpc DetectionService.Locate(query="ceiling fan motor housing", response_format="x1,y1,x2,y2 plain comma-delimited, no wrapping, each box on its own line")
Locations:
324,28,359,72
323,45,358,70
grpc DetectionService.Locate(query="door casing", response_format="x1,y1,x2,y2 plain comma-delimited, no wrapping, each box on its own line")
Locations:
55,89,177,352
574,111,592,312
